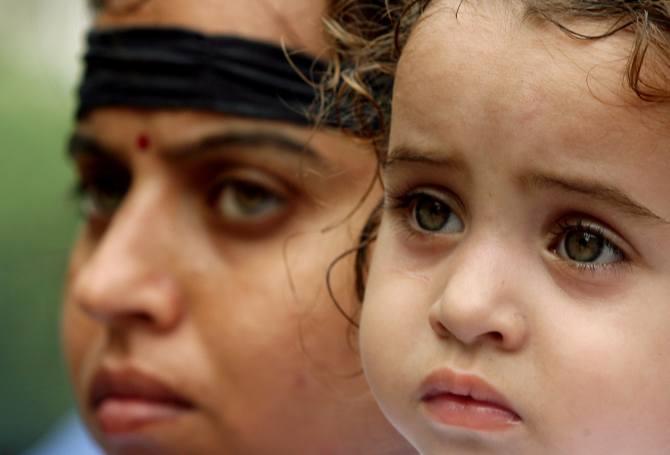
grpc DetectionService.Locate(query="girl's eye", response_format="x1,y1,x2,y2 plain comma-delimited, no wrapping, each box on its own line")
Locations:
554,223,624,265
214,180,285,223
409,192,464,234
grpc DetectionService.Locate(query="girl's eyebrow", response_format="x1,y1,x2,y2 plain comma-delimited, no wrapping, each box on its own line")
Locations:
522,173,669,224
382,146,468,172
383,144,667,224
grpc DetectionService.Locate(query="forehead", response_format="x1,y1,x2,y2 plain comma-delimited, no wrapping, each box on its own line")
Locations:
75,108,377,180
393,0,670,148
399,0,633,111
95,0,328,55
391,0,670,211
78,109,313,149
83,0,332,149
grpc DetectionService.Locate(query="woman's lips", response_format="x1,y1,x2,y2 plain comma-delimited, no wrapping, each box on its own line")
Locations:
90,367,195,435
419,369,521,432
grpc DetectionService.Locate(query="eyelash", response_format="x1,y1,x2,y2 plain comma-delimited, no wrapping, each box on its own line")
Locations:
383,185,464,241
71,166,131,222
205,176,288,223
71,161,293,238
549,218,629,272
384,186,630,272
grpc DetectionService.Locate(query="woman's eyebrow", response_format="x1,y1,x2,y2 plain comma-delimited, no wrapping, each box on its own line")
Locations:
67,133,119,160
522,173,669,224
164,130,326,167
66,130,326,168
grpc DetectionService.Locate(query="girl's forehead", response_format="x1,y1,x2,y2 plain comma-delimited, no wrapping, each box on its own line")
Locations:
414,0,666,102
397,0,640,120
411,0,631,65
390,0,670,223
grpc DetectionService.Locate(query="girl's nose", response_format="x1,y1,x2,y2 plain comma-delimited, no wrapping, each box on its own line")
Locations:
428,236,529,351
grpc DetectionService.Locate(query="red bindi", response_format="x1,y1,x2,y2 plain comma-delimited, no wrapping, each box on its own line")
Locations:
136,133,151,152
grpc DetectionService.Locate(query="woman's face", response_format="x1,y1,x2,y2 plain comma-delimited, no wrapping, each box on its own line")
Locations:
62,2,412,454
361,1,670,454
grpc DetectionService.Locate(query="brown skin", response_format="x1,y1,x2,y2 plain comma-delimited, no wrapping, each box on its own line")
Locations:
62,1,414,454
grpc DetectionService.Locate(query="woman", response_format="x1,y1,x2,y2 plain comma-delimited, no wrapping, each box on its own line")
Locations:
62,0,414,453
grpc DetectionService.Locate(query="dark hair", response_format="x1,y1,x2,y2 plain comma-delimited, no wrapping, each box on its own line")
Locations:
326,200,382,331
325,0,670,149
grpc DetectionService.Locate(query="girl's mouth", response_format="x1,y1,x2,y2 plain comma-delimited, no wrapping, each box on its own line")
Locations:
419,368,521,432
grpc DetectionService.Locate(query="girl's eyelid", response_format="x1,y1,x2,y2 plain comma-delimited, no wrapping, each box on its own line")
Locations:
382,184,466,245
549,215,639,263
568,259,633,274
545,253,635,287
384,182,467,216
416,187,466,214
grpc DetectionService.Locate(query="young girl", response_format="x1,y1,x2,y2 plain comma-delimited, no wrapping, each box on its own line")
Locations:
328,0,670,453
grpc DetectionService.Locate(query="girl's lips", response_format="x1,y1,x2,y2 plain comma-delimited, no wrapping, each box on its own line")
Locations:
419,369,521,432
89,367,195,435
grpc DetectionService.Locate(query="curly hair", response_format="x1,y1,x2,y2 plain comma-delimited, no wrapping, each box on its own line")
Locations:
324,0,670,149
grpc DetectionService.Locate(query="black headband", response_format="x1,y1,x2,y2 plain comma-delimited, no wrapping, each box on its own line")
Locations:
77,27,332,126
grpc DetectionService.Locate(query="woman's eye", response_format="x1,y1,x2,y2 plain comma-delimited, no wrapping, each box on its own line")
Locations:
75,178,129,221
214,180,285,222
554,225,624,265
410,193,464,234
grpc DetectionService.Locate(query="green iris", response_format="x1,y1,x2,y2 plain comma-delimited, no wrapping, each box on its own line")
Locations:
414,196,452,232
229,182,278,216
564,229,604,262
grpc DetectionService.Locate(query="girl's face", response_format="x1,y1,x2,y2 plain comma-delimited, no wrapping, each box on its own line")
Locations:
361,1,670,454
62,1,412,454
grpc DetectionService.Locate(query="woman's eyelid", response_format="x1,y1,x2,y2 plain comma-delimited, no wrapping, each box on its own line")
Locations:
208,168,293,223
208,166,292,199
73,156,131,188
71,164,130,212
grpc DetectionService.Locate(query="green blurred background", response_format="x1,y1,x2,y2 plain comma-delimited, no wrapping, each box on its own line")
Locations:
0,1,90,453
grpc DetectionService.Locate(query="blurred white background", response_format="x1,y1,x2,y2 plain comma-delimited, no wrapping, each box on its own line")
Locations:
0,0,89,87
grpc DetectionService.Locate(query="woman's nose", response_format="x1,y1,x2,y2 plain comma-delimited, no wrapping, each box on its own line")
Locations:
69,186,186,332
428,236,529,351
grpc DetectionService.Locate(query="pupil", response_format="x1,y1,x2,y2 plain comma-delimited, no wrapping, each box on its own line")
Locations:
235,183,269,212
87,180,128,216
96,191,122,213
415,196,450,231
565,229,603,262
